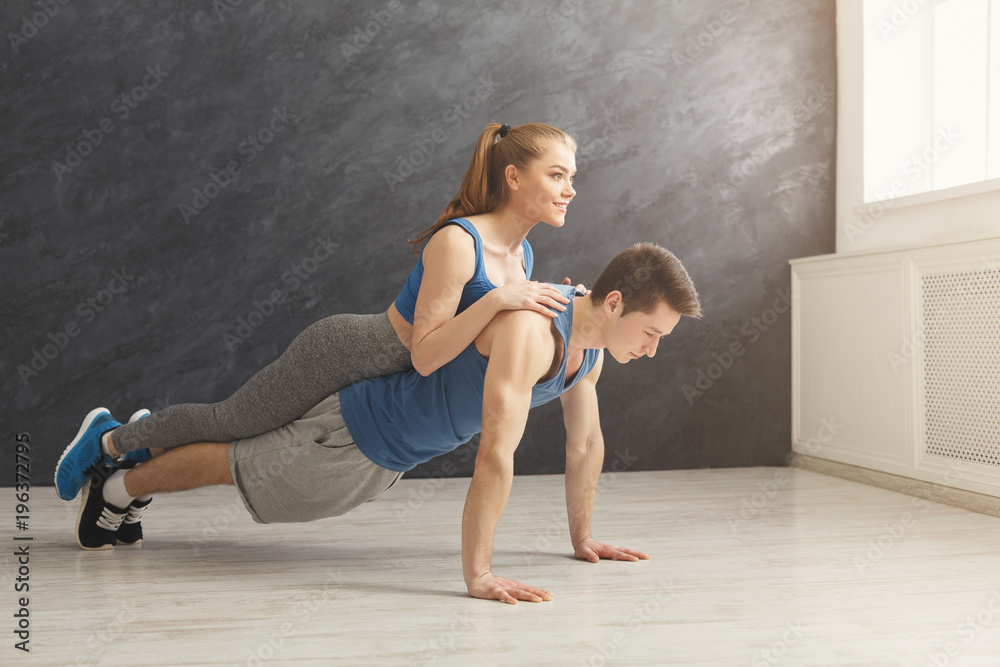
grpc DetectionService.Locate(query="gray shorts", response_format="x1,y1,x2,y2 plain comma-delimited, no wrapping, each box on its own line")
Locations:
228,392,403,524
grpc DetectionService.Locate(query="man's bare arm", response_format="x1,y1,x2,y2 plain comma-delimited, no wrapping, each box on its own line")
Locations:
462,311,554,604
560,351,649,563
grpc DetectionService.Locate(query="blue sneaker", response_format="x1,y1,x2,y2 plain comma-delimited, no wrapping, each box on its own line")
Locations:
119,409,152,464
55,408,121,501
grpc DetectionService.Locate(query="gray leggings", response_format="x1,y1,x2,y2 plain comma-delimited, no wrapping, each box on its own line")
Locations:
112,312,412,454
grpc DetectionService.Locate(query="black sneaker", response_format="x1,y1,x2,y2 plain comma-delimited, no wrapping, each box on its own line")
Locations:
75,473,128,551
116,496,151,546
113,458,149,546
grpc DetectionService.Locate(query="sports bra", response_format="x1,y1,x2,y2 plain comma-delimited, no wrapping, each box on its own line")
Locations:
393,218,534,324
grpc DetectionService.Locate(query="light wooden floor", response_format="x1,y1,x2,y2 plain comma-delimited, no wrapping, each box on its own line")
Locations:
7,468,1000,666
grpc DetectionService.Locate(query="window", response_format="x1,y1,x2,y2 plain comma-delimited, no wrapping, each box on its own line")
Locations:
863,0,1000,203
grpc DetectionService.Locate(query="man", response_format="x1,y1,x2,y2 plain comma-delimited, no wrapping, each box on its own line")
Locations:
61,242,702,604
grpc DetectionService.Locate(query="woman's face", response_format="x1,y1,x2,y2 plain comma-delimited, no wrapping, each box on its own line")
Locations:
508,140,577,227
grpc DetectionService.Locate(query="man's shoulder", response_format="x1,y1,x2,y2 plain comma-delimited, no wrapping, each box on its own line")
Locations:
481,309,558,374
490,309,558,339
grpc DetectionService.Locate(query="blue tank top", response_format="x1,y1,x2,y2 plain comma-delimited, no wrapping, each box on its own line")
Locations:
393,218,535,324
340,284,599,472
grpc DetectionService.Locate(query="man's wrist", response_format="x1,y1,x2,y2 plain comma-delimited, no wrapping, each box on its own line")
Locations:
464,568,491,587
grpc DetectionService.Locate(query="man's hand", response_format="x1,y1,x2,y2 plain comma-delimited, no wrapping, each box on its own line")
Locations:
467,571,554,604
573,537,650,563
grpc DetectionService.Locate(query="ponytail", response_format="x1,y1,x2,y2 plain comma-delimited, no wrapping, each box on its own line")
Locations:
408,121,576,253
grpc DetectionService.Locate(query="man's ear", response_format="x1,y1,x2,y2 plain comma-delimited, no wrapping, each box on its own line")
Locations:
604,290,623,316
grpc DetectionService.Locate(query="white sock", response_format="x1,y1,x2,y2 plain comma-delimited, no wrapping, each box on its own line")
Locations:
100,431,113,456
102,470,135,509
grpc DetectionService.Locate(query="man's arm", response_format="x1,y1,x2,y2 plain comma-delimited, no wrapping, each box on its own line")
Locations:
462,311,554,604
560,350,649,563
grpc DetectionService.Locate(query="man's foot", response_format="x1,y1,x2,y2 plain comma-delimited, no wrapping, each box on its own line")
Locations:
75,473,128,551
115,496,151,546
114,459,150,546
112,410,154,545
119,408,152,464
55,408,121,501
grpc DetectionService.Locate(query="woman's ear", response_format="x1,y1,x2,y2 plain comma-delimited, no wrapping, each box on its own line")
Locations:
504,164,520,191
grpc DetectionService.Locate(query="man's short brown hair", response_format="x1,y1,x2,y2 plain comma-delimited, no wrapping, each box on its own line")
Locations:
589,242,702,318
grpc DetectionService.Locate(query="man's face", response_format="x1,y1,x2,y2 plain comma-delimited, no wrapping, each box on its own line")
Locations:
605,298,682,364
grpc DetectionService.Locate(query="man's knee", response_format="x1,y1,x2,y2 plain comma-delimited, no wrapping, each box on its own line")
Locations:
211,444,235,485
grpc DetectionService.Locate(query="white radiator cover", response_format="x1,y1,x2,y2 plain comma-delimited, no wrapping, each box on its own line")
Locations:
920,268,1000,468
791,237,1000,497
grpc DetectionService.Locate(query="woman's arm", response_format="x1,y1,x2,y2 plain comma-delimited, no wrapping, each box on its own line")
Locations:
410,225,568,376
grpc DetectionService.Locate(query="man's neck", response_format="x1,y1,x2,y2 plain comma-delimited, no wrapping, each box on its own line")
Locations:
567,295,605,356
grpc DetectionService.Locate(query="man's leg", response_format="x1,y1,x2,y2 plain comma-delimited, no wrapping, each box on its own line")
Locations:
122,442,233,496
75,442,234,551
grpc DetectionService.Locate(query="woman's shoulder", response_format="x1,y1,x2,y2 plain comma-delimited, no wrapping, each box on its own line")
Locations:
422,222,479,271
426,220,477,247
460,213,487,226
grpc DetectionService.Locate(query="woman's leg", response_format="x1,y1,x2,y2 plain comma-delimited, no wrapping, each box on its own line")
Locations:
111,312,411,454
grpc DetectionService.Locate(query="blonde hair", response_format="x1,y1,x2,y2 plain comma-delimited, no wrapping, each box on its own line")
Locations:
409,122,576,252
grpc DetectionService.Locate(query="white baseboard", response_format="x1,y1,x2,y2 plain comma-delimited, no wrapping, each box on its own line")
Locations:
790,453,1000,519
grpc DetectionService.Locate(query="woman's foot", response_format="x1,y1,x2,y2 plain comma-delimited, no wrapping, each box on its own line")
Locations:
54,408,120,501
118,409,153,464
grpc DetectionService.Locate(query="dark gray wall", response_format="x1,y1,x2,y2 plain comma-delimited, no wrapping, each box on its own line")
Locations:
1,0,835,483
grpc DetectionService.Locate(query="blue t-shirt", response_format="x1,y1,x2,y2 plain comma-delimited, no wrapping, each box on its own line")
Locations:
393,218,535,324
340,284,599,471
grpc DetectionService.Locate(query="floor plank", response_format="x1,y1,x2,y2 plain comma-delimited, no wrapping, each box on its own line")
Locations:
6,468,1000,666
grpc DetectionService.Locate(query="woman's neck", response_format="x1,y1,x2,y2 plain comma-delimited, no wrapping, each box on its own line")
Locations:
476,207,537,251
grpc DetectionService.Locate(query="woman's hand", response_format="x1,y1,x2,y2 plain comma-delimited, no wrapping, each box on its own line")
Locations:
494,280,569,318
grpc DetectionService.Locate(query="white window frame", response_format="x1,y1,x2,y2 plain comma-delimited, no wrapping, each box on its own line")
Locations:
837,0,1000,255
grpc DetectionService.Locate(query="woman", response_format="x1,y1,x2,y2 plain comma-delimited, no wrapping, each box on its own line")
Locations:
56,121,579,504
